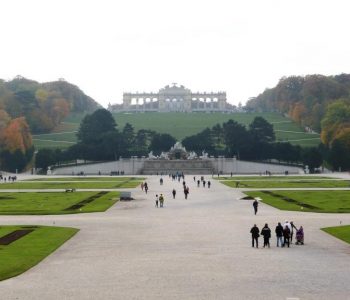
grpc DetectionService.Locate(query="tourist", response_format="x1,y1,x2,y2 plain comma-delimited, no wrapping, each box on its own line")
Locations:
283,225,291,247
275,222,284,247
155,194,159,208
159,194,164,207
253,199,258,215
193,176,196,182
283,221,292,233
261,223,271,248
290,221,298,243
295,226,304,245
250,224,260,248
197,180,200,187
203,180,206,187
144,182,148,194
172,189,176,199
207,180,211,188
160,178,163,185
184,186,189,199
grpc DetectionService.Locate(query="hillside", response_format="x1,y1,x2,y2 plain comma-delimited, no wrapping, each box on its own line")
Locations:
32,112,320,149
0,76,100,134
245,73,350,133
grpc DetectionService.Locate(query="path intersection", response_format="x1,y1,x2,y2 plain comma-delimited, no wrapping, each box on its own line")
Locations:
0,174,350,299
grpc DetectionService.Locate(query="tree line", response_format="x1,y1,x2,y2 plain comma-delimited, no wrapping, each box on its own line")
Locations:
35,110,324,173
246,74,350,170
0,76,100,172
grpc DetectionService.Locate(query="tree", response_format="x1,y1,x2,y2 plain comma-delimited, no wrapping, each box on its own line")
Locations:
182,128,215,155
222,120,251,158
301,147,323,172
36,149,57,171
121,123,135,153
149,133,176,155
249,117,275,143
328,139,350,171
77,109,117,144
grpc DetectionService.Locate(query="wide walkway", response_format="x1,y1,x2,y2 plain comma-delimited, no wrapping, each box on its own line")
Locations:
0,175,350,299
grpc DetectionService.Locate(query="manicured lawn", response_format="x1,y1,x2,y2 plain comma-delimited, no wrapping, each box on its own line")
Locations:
0,225,78,281
217,176,330,180
0,192,119,215
222,179,350,188
244,190,350,213
0,178,141,189
322,225,350,244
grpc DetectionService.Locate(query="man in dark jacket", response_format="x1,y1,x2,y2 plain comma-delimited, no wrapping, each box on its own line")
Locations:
261,223,271,248
275,222,284,247
253,199,258,215
250,224,260,248
283,226,291,248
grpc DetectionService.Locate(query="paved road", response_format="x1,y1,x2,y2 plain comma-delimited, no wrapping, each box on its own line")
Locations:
0,175,350,299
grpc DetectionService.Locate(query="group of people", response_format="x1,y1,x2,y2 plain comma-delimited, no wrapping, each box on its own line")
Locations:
0,175,17,183
155,194,164,208
195,176,211,188
250,221,304,248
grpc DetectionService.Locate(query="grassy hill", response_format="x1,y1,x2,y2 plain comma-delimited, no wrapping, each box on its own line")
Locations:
32,112,320,149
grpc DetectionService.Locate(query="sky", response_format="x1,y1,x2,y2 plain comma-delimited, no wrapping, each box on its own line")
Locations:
1,0,350,107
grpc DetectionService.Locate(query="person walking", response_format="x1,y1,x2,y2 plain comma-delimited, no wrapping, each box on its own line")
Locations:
261,223,271,248
283,225,291,248
155,194,159,208
197,180,200,187
159,194,164,208
160,178,163,185
253,199,259,215
250,224,260,248
207,181,211,188
144,182,148,194
184,186,189,199
275,222,284,247
172,189,176,199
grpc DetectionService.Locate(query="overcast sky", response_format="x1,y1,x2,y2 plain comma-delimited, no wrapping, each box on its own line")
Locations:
1,0,349,107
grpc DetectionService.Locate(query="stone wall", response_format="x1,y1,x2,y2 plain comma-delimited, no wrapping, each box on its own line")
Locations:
52,157,302,175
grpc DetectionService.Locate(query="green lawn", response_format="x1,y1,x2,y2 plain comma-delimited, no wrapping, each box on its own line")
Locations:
0,225,78,280
217,176,330,180
33,112,320,149
322,225,350,244
0,192,119,214
244,190,350,213
0,179,141,189
222,179,350,188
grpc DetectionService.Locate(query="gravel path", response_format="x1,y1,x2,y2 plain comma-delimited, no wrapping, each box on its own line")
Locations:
0,174,349,300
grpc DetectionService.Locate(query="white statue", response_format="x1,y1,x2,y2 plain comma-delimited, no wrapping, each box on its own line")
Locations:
160,152,169,159
148,151,156,159
200,150,208,159
188,151,197,160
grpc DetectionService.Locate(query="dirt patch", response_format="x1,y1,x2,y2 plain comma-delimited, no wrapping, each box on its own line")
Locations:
64,191,109,210
262,191,320,210
0,229,34,245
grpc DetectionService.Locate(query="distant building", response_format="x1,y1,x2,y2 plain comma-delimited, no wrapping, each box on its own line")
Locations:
108,83,236,113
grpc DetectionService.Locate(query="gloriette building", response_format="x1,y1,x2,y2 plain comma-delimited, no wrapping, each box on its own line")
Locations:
108,83,235,113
